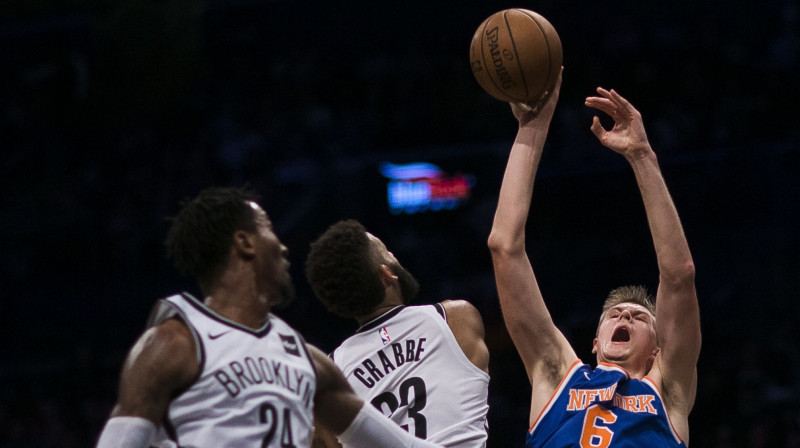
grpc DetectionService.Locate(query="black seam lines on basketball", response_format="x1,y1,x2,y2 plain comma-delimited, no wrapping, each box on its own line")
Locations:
479,20,498,100
520,9,553,99
482,13,513,101
507,10,529,102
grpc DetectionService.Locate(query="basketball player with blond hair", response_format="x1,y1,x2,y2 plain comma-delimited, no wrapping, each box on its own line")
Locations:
488,70,700,446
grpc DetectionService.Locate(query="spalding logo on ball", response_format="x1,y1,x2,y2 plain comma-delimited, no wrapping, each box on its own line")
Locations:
470,9,562,103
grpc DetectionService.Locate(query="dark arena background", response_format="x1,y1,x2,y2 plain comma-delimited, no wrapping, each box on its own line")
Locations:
2,0,798,446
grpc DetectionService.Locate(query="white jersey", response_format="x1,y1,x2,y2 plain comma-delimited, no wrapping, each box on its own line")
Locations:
147,293,317,448
332,304,490,448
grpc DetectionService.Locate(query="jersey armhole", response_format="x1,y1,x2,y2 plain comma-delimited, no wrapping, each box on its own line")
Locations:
146,298,206,384
433,302,446,321
296,332,320,383
529,360,584,434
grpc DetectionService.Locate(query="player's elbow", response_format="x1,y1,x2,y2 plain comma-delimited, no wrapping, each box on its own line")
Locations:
661,260,696,286
677,260,696,282
487,229,524,257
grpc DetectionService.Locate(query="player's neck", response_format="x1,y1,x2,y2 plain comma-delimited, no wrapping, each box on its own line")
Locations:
203,268,270,330
356,294,404,326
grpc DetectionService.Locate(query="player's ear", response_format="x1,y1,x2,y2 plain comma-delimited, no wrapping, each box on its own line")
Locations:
646,347,660,372
378,264,397,286
591,338,598,354
233,230,256,258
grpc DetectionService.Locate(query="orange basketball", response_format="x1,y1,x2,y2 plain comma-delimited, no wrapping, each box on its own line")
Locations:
469,9,562,103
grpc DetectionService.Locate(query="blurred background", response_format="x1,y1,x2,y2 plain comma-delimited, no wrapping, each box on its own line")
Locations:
1,0,798,446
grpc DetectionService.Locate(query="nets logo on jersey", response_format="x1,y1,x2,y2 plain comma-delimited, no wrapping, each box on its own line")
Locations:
378,327,391,345
279,334,301,357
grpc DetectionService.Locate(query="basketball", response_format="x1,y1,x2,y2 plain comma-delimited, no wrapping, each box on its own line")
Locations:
469,9,562,103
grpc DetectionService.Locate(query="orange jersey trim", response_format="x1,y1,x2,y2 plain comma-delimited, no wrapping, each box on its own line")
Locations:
641,376,684,444
529,360,582,433
597,362,631,378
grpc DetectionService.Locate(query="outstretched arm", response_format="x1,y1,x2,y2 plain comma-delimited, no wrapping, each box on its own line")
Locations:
585,88,700,422
96,319,198,448
487,70,577,423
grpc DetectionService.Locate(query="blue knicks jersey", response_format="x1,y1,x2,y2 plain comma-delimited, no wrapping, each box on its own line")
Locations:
526,361,686,448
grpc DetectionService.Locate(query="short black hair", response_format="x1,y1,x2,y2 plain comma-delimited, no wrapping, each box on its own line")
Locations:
305,220,384,318
164,186,259,285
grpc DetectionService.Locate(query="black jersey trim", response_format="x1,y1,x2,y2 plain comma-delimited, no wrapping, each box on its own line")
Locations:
356,306,405,333
161,300,206,395
143,297,207,412
163,416,179,444
179,292,273,338
296,332,319,382
434,302,446,320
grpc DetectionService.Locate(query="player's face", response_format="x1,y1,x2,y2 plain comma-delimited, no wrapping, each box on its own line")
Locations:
249,202,295,306
593,303,658,371
390,262,420,303
367,233,419,303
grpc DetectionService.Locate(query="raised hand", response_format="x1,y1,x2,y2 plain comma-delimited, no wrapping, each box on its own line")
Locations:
511,67,563,130
585,87,651,158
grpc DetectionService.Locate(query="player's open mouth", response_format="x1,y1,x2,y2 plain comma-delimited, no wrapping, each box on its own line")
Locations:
611,326,630,343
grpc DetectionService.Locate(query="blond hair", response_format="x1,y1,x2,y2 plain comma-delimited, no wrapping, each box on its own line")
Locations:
596,285,656,335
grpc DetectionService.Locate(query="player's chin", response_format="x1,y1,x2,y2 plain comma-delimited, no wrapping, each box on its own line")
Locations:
272,281,296,309
602,345,630,361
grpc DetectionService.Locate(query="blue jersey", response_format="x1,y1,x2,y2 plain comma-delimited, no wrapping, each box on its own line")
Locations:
526,361,686,448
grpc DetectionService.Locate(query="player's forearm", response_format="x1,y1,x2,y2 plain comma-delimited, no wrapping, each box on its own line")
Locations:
488,125,546,253
628,149,695,284
630,147,701,377
489,125,561,370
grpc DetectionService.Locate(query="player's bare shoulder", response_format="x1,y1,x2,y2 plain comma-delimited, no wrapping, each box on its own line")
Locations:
440,300,489,374
123,318,198,392
306,344,336,387
440,299,484,327
112,317,198,420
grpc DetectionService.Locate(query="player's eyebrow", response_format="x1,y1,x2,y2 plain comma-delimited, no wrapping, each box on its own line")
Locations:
609,306,651,316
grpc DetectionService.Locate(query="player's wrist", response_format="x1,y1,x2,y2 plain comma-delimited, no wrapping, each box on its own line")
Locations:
515,123,549,146
624,143,655,163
